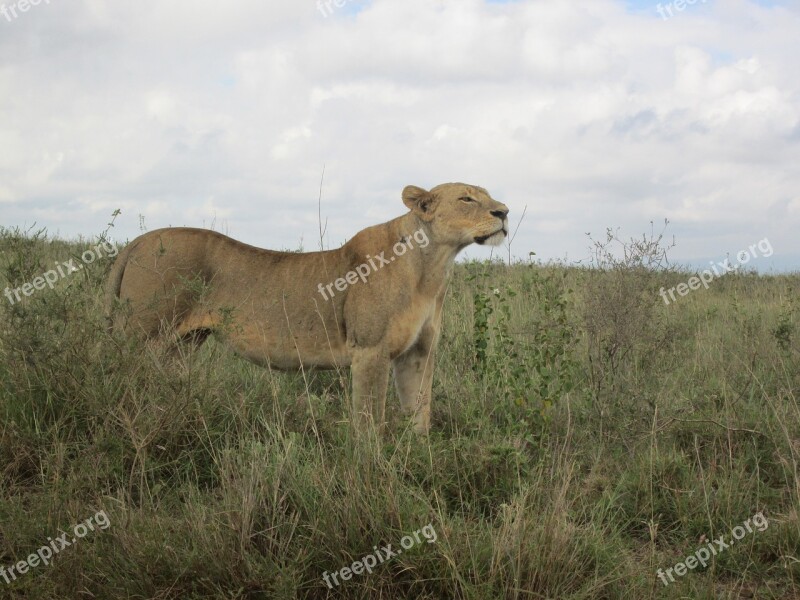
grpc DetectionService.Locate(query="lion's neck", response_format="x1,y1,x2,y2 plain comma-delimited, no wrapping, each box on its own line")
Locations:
394,213,460,293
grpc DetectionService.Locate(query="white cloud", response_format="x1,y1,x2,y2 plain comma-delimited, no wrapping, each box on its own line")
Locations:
0,0,799,269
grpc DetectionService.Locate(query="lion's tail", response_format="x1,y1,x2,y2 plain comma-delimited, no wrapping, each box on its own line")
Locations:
103,239,138,335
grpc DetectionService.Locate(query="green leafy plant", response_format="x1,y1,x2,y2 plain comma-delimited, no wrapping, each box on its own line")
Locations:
468,259,578,434
773,292,797,352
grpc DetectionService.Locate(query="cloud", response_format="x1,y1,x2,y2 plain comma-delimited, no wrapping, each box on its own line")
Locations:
1,0,798,268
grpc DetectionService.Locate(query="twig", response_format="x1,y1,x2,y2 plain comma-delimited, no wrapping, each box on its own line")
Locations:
506,204,527,266
655,417,764,437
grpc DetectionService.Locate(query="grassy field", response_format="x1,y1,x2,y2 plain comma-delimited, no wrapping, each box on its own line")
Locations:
0,224,799,599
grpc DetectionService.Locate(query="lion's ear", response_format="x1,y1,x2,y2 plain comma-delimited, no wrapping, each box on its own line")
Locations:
402,185,436,220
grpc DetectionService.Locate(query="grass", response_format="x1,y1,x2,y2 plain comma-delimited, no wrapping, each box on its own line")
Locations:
0,223,799,599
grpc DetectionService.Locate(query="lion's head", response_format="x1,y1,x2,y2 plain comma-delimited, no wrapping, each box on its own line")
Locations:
402,182,509,248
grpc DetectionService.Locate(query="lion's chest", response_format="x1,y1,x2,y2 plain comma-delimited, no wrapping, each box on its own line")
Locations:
386,295,437,359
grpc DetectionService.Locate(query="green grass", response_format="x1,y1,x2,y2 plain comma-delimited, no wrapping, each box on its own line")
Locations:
0,224,799,599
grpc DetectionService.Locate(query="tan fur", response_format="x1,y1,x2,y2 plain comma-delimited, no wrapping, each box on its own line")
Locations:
105,182,509,433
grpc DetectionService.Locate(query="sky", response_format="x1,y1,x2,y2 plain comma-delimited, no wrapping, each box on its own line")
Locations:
1,0,799,271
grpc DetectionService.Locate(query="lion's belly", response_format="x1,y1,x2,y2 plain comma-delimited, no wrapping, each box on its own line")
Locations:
220,316,351,370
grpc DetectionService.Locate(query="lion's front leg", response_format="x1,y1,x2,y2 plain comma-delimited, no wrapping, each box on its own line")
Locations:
393,323,439,435
350,347,391,432
393,347,435,434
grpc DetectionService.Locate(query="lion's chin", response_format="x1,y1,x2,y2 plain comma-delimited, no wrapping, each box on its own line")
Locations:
474,229,507,246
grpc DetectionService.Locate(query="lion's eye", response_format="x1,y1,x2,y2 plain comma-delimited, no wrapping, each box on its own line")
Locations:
459,196,477,203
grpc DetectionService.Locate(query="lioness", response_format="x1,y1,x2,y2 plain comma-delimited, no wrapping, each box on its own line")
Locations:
105,183,509,433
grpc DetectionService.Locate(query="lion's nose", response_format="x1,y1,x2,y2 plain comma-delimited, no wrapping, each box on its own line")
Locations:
490,207,509,220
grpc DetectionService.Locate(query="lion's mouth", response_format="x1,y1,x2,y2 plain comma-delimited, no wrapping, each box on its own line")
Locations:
474,228,508,245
